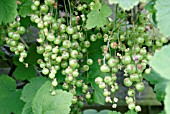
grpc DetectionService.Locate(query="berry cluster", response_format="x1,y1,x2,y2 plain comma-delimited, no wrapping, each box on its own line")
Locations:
0,0,168,113
1,19,27,62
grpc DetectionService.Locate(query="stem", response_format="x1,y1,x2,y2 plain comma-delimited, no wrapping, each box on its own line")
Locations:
63,0,68,25
20,37,29,50
55,0,59,19
68,0,72,26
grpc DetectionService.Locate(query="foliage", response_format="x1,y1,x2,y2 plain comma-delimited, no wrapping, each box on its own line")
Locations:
87,39,107,105
0,0,17,24
124,110,138,114
86,4,112,29
108,0,147,11
149,45,170,80
0,75,24,114
18,0,34,17
0,0,170,113
155,0,170,37
144,70,168,101
164,83,170,114
32,81,73,114
149,45,170,114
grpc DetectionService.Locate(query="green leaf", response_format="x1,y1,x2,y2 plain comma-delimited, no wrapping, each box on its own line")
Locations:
86,4,112,29
21,76,48,102
155,0,170,36
125,110,137,114
20,16,32,28
25,43,43,65
145,0,156,13
0,0,17,24
91,2,102,10
0,75,24,114
154,81,167,101
32,81,73,114
159,110,166,114
87,39,107,105
108,0,140,11
144,70,165,85
56,69,66,83
108,111,121,114
22,102,34,114
21,77,48,114
149,45,170,80
13,64,36,80
83,109,110,114
18,0,34,17
144,70,168,101
165,82,170,114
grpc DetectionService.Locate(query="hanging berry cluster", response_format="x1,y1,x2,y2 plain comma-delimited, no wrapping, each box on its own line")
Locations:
0,0,168,113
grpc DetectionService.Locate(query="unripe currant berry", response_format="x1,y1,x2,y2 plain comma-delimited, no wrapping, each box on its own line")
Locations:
66,26,75,34
83,65,89,71
126,64,136,74
52,78,58,87
128,88,136,97
17,43,25,52
90,34,97,42
47,33,55,42
70,50,78,58
122,55,131,65
145,68,151,74
82,84,88,91
72,96,78,104
95,77,103,84
49,73,55,79
104,76,112,83
135,82,145,92
72,70,79,77
42,68,49,75
124,78,132,87
76,80,83,87
103,89,110,96
126,97,134,104
65,66,73,74
87,59,93,65
63,40,71,48
128,102,135,110
135,105,142,112
130,73,139,82
85,92,91,99
100,64,110,73
99,82,106,89
19,57,24,62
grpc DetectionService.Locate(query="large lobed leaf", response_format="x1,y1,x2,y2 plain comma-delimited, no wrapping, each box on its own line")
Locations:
124,110,137,114
0,75,24,114
108,0,139,11
0,0,17,24
13,44,43,81
155,0,170,37
165,82,170,114
149,45,170,80
87,39,108,105
108,0,147,11
13,64,36,80
144,70,168,101
83,109,110,114
108,111,121,114
86,4,112,29
21,76,48,114
21,76,48,102
21,77,73,114
18,0,34,17
32,81,73,114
